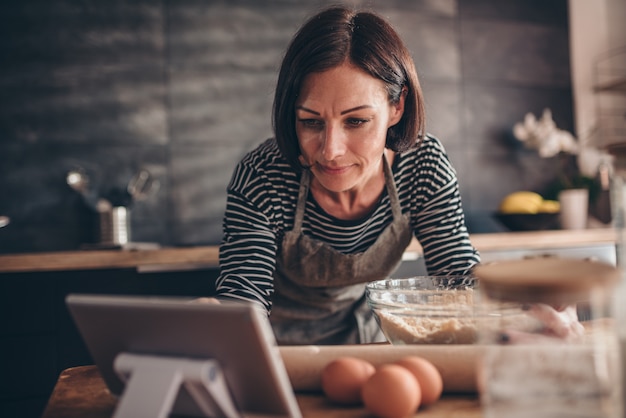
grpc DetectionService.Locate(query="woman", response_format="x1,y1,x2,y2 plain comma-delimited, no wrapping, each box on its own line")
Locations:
214,6,480,345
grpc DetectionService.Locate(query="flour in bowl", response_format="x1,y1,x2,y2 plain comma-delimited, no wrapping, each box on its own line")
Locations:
375,289,478,344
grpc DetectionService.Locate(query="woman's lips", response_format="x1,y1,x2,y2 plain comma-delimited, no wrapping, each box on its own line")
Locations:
317,163,351,175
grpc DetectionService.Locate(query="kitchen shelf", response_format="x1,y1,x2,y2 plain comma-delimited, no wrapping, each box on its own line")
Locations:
594,78,626,93
594,46,626,148
594,46,626,93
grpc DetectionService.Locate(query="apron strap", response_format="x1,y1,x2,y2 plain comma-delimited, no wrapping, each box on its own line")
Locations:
292,169,310,233
382,156,403,220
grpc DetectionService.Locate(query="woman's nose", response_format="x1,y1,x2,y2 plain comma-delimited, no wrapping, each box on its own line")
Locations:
321,125,346,160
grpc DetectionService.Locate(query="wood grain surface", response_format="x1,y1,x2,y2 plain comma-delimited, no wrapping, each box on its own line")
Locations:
0,229,615,273
42,365,483,418
280,344,481,394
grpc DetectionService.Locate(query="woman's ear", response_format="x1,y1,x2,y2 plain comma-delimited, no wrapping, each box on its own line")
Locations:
388,87,407,127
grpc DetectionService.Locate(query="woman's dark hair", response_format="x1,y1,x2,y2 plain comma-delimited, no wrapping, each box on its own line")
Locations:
272,6,426,170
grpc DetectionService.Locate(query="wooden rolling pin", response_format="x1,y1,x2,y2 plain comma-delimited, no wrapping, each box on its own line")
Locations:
279,344,482,394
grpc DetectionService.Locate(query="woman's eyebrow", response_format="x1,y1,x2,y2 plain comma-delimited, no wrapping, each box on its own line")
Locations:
295,104,374,115
295,106,320,115
340,105,373,115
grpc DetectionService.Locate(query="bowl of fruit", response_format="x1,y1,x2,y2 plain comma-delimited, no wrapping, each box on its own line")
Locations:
493,191,560,231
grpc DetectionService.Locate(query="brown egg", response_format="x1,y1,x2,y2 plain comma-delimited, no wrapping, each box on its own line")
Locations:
395,356,443,405
321,356,375,405
361,364,421,418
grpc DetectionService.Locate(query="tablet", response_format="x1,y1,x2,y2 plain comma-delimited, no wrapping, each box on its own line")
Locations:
66,294,302,418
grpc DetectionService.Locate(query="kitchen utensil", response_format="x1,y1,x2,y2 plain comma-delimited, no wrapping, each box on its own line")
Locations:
474,258,621,418
279,344,480,394
493,212,560,231
99,206,130,246
67,169,89,193
66,169,99,210
608,142,626,415
366,276,478,344
127,169,159,202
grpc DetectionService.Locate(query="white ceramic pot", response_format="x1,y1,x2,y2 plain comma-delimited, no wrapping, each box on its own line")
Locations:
558,188,589,230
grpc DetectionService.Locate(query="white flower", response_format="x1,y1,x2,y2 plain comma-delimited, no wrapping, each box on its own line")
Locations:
577,146,603,177
513,108,578,158
512,109,612,186
513,113,537,144
541,129,578,158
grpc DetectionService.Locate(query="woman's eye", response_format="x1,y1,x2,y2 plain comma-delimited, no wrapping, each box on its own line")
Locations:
346,118,369,127
299,119,323,129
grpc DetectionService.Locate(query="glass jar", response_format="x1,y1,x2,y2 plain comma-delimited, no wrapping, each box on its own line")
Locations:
474,257,622,418
608,143,626,417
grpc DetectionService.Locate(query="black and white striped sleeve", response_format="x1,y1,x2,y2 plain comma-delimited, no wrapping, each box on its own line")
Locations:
215,161,280,312
408,137,481,275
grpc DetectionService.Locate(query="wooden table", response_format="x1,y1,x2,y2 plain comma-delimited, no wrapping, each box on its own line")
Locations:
42,365,482,418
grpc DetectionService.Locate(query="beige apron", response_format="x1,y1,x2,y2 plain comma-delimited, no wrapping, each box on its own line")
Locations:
272,157,413,345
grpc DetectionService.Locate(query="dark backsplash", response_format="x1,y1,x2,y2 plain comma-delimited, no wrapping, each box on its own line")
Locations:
0,0,573,253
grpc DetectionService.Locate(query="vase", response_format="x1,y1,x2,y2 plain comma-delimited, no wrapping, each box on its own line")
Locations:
558,188,589,230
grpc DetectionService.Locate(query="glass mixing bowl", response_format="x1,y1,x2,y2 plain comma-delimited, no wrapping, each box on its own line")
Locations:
366,276,478,344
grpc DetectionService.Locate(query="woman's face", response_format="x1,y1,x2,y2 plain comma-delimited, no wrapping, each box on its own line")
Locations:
295,62,405,194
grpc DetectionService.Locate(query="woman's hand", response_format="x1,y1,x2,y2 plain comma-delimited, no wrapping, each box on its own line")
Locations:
501,304,584,344
526,303,584,339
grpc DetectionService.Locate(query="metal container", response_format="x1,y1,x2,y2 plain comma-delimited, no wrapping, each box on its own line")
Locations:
99,206,130,246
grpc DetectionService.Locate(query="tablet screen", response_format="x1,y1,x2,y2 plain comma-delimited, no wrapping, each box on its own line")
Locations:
66,294,301,417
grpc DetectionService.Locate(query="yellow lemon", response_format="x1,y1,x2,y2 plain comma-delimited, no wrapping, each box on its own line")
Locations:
498,191,543,214
537,200,560,213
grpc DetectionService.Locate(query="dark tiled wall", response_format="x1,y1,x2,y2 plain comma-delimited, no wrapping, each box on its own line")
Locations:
0,0,573,253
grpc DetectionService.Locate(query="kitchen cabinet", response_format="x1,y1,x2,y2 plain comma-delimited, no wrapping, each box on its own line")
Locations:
0,264,220,418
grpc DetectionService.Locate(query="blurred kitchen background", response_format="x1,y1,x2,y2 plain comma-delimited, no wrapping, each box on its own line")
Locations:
0,0,624,254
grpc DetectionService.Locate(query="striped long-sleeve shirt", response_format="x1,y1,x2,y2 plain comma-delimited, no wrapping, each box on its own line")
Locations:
216,135,480,312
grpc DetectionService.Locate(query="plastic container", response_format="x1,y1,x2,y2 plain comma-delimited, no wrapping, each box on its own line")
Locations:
474,257,622,418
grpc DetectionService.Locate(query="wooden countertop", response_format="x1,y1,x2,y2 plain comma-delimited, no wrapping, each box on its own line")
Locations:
42,365,482,418
463,228,616,252
0,229,616,273
0,246,220,273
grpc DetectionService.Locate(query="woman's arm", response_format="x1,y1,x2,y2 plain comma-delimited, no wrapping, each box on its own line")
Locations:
215,189,279,313
410,137,480,276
